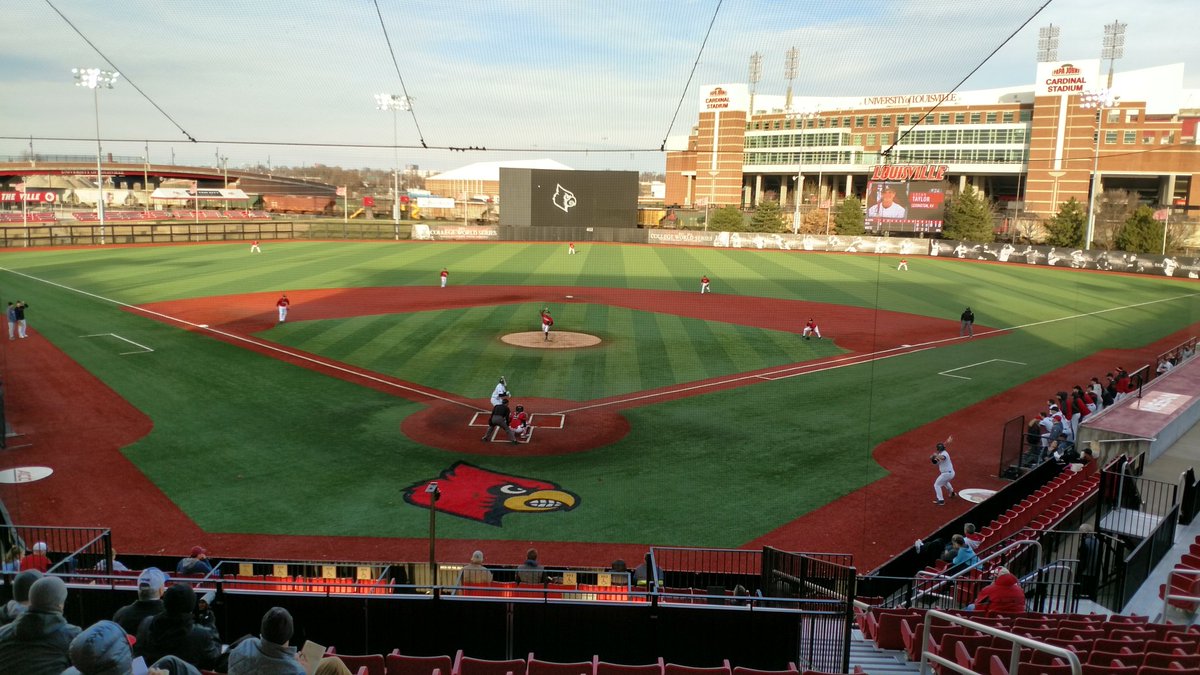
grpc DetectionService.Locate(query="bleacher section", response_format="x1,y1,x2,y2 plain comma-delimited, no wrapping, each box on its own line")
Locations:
68,209,272,221
0,212,56,223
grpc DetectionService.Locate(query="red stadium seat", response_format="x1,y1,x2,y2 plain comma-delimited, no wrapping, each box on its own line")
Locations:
454,651,527,675
664,663,732,675
595,659,664,675
387,653,455,675
527,655,596,675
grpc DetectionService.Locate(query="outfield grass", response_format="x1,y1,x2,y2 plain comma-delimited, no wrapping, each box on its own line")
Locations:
0,241,1196,546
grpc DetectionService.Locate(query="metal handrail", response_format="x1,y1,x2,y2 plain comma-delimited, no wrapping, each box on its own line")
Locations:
916,539,1042,583
918,608,1082,675
1161,566,1200,620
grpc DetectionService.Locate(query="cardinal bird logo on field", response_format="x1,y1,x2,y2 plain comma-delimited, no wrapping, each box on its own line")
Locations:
403,462,580,527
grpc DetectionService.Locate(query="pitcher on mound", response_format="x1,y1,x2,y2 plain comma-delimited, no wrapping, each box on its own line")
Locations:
540,307,554,341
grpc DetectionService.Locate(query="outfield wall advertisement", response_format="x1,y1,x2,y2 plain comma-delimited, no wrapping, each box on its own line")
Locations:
933,240,1199,278
648,230,928,254
411,224,499,241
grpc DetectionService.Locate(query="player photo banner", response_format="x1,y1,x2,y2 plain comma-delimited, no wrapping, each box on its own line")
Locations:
647,230,926,255
865,180,948,234
929,240,1199,278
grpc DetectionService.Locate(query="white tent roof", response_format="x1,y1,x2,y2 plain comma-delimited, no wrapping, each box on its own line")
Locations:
427,159,573,182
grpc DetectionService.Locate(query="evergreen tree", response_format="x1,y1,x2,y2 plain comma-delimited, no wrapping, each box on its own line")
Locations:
708,205,746,231
834,196,865,235
1115,205,1164,253
941,185,995,241
1043,197,1086,247
749,200,786,232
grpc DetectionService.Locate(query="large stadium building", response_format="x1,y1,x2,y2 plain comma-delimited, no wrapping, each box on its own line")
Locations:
665,60,1200,218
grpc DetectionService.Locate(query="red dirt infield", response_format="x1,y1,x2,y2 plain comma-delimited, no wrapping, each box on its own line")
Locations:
3,283,1195,571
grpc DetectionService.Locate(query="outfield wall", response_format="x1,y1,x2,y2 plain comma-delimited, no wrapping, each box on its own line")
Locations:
2,219,1197,280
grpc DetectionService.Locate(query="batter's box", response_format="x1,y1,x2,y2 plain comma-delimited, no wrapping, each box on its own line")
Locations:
530,413,565,430
469,412,489,427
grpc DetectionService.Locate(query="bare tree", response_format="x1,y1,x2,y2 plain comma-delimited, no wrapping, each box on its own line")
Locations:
1092,189,1139,249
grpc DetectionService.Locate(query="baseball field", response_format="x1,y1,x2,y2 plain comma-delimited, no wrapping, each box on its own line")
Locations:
0,240,1196,571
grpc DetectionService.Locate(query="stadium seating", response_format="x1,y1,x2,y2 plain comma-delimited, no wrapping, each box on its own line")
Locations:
663,663,732,675
387,653,455,675
454,651,528,675
594,658,665,675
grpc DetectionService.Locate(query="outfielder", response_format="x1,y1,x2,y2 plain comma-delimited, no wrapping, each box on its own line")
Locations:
931,435,955,505
540,307,554,341
490,377,509,406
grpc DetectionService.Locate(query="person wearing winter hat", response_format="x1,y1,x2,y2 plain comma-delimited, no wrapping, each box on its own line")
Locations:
20,541,52,572
0,568,42,625
227,606,305,675
968,567,1027,614
0,575,82,674
63,619,132,675
133,583,222,671
151,654,204,675
113,566,168,636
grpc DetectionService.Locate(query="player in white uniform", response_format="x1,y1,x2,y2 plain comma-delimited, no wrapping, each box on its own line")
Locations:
931,435,956,505
490,377,509,406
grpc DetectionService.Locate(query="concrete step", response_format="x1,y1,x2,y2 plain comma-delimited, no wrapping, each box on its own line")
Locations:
849,629,922,675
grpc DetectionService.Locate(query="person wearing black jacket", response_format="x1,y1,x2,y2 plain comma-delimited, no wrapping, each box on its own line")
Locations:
134,584,222,671
959,307,974,337
482,396,518,444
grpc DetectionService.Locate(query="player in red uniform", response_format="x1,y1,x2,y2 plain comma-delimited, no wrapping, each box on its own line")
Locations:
440,267,449,288
802,318,822,340
510,404,531,442
568,242,576,255
540,307,554,341
700,275,710,294
897,258,908,271
276,294,290,323
250,240,262,253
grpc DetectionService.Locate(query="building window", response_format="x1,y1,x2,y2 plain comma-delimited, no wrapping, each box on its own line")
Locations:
880,133,891,146
772,120,780,129
954,113,965,124
784,119,793,129
939,113,950,124
895,114,906,125
1107,111,1120,124
985,112,997,123
855,116,865,127
842,116,851,127
970,112,981,124
865,134,876,146
852,134,863,146
1143,134,1154,144
868,116,878,127
1002,111,1015,123
882,115,892,126
1104,131,1118,144
1019,110,1032,122
1164,133,1175,144
1123,131,1136,144
818,118,827,128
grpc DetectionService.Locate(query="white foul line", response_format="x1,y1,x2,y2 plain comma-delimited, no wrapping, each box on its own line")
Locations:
3,267,478,411
81,332,154,355
4,267,1197,416
938,358,1028,380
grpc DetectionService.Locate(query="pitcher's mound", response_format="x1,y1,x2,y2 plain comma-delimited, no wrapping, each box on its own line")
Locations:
501,331,601,348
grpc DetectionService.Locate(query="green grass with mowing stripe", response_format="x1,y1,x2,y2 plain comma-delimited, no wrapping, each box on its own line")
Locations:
264,303,844,400
0,241,1195,545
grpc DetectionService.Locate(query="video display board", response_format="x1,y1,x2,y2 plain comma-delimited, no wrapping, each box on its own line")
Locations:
864,180,948,234
500,169,638,228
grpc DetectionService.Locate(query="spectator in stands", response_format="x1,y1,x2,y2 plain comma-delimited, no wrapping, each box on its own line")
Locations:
455,550,493,589
175,546,213,576
113,567,167,636
1156,357,1173,376
1080,447,1095,466
948,534,981,571
967,567,1026,614
609,559,630,585
0,569,42,626
94,548,129,572
1,546,23,573
134,583,222,671
20,541,52,572
516,548,550,585
0,575,81,674
315,656,355,675
963,523,984,550
151,654,204,674
227,606,305,675
1076,525,1102,598
193,591,217,635
633,553,663,588
1089,377,1105,410
62,620,132,675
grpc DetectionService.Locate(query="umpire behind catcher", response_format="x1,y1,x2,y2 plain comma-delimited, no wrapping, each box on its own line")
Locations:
483,395,518,444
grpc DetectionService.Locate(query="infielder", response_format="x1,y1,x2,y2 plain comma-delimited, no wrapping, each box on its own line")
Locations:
541,307,554,341
276,294,290,323
440,267,449,288
490,377,509,406
931,435,955,505
802,318,822,340
700,275,711,294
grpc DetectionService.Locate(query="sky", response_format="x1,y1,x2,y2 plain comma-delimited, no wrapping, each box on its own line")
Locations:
2,0,1198,176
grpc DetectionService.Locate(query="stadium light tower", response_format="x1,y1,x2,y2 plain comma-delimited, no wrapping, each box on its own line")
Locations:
1036,24,1060,63
783,47,798,111
1101,20,1126,88
1080,89,1120,250
788,110,817,234
374,93,413,239
747,52,763,116
73,67,119,245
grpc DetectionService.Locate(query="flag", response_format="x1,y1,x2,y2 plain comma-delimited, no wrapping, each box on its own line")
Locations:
1152,209,1169,221
336,186,347,197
